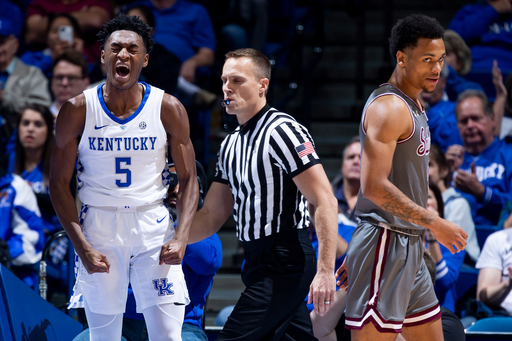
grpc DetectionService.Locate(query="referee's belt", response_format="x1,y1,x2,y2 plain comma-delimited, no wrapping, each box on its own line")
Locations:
88,203,161,212
357,217,424,237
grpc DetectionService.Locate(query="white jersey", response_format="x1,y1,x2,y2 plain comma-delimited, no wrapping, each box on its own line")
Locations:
476,228,512,315
77,83,169,207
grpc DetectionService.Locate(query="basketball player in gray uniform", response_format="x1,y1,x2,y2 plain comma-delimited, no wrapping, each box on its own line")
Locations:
50,14,198,341
335,14,468,341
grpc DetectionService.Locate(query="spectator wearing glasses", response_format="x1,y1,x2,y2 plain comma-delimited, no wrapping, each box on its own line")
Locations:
50,50,90,120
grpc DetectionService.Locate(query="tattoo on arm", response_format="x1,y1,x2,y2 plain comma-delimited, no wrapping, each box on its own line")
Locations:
381,185,435,226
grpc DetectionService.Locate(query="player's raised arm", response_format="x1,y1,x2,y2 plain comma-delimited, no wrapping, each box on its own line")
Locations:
159,94,198,265
50,95,110,273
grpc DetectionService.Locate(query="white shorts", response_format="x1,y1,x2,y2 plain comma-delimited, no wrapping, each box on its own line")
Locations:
68,204,190,315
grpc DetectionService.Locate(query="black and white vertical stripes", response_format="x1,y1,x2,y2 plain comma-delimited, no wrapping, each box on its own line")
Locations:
214,105,321,242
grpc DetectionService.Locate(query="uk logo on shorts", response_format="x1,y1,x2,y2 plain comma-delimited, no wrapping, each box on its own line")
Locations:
153,278,174,296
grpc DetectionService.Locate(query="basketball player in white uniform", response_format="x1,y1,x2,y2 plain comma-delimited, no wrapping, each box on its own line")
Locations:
50,14,198,341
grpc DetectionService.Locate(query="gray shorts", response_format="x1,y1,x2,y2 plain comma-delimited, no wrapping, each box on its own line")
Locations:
344,222,441,333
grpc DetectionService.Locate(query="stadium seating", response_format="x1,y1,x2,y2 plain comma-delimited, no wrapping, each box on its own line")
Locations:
455,264,479,316
475,225,498,250
465,317,512,340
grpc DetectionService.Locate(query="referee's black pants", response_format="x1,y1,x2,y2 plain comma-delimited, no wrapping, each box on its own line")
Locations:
217,228,318,341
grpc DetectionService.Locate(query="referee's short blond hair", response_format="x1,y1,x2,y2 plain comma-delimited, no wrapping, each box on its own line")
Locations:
225,48,271,82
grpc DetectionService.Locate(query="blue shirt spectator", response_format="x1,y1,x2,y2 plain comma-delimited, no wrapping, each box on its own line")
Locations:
425,183,466,313
183,234,223,330
428,100,463,152
442,30,485,102
446,65,484,103
457,137,512,227
20,50,53,79
0,173,45,288
130,0,216,64
448,90,512,228
422,65,464,152
433,243,465,312
13,161,61,234
126,0,217,111
449,2,512,98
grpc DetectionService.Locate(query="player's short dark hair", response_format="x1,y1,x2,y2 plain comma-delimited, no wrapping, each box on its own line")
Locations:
389,14,444,57
53,50,89,79
97,13,154,54
225,48,271,82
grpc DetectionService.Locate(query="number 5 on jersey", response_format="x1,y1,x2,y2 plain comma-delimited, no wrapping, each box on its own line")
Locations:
116,157,131,187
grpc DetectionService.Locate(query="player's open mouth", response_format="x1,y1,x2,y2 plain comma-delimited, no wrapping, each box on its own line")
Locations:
116,65,130,77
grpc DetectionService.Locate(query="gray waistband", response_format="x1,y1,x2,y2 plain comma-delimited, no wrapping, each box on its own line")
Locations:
358,217,424,237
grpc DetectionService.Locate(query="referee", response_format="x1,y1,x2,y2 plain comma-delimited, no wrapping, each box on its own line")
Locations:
188,48,337,341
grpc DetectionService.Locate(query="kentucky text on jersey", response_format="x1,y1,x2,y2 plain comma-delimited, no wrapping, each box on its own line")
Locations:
460,163,506,182
88,136,158,151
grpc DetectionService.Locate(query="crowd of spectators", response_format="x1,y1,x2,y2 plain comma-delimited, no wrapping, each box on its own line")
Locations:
0,0,512,337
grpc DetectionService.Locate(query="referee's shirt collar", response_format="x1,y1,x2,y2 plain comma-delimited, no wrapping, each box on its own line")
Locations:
239,103,271,135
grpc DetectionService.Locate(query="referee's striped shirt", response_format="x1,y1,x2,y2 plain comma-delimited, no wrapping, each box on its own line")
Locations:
214,104,321,242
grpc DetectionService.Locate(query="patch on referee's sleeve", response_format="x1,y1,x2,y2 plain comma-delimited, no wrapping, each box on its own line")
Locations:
295,141,315,158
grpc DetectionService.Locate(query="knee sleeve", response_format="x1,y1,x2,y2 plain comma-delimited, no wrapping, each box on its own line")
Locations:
143,303,184,341
84,300,123,341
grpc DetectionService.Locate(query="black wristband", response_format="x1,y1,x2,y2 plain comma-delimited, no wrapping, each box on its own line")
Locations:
426,239,437,243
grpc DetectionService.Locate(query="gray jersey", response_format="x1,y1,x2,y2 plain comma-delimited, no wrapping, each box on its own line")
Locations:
355,83,431,232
